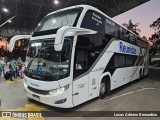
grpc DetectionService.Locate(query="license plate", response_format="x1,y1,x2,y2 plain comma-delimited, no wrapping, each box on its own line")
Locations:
32,94,40,101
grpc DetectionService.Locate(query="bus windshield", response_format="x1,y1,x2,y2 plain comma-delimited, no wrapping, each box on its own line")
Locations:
35,8,82,32
26,38,73,80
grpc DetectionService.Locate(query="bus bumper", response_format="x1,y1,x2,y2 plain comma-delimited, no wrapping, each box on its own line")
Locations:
24,82,74,108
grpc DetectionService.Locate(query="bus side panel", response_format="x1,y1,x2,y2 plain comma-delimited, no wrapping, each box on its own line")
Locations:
88,51,113,99
111,68,129,89
72,75,89,106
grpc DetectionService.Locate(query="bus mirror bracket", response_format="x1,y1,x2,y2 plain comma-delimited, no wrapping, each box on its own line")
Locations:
54,26,97,51
9,35,32,52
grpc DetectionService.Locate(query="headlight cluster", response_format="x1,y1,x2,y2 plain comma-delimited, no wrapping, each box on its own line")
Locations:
49,84,69,95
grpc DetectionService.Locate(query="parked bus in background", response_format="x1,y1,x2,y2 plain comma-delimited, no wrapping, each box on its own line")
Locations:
9,5,149,108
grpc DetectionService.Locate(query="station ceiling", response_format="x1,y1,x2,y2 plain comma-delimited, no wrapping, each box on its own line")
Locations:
0,0,150,37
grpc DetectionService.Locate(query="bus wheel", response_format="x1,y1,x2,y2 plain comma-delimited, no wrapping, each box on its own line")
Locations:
143,69,145,78
99,80,110,99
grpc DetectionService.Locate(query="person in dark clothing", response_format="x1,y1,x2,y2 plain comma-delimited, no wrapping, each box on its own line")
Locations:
4,71,10,80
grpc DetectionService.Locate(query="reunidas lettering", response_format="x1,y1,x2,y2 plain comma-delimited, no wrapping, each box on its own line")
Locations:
120,41,136,55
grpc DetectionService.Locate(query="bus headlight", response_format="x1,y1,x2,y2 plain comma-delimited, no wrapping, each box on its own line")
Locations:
49,84,69,95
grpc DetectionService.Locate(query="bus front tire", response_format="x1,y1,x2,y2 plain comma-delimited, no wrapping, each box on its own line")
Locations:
99,79,110,99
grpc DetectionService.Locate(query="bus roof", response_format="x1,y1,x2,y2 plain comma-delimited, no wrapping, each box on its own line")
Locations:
44,5,147,43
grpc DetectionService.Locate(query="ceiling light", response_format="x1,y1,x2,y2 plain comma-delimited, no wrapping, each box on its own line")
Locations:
54,0,59,5
2,8,9,13
8,20,12,23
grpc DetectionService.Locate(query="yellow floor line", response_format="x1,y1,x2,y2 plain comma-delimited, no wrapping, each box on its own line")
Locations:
4,80,15,84
4,78,23,84
0,103,45,120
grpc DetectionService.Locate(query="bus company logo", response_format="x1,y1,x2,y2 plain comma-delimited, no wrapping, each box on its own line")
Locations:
31,82,39,87
119,41,136,55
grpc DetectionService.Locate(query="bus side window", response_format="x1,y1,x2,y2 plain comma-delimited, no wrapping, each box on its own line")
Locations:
114,54,125,68
125,55,133,67
129,34,136,45
133,56,138,66
102,34,113,46
120,29,129,42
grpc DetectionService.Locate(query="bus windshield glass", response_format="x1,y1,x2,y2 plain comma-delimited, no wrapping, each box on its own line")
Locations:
35,8,82,32
26,38,73,80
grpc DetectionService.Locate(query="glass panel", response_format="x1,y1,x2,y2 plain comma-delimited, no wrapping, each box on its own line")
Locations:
35,8,82,32
26,38,73,80
126,55,133,67
114,54,125,67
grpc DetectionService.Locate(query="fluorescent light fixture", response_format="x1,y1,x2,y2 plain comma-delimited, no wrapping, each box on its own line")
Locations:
2,8,9,13
31,43,42,47
54,0,59,5
8,20,12,23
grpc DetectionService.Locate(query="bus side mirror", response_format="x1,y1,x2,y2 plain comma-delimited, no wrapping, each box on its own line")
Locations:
54,26,97,51
9,35,32,52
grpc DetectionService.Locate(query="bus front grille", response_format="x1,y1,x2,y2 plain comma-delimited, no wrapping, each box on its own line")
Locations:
28,86,49,95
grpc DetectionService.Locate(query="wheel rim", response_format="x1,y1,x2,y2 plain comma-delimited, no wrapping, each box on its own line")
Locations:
100,83,106,95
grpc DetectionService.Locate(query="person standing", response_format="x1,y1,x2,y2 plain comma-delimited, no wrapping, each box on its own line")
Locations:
4,56,8,65
9,59,16,81
17,57,23,78
0,57,5,77
0,62,2,79
17,57,22,64
13,58,18,78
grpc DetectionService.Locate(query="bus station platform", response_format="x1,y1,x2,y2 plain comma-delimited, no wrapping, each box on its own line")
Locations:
1,68,160,120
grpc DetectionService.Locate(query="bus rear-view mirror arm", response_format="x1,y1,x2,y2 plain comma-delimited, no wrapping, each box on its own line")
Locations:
9,35,32,52
54,26,97,51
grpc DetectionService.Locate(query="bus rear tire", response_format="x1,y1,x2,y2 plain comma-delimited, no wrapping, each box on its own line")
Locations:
139,69,142,80
99,79,110,99
139,69,144,80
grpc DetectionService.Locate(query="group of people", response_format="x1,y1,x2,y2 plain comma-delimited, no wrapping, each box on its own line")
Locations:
0,57,24,81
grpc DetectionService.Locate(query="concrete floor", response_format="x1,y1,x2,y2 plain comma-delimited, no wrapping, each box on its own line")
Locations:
1,68,160,120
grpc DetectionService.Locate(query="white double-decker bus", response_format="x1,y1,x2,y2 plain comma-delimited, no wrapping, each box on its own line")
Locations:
9,5,149,108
